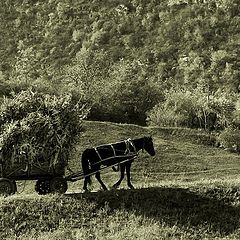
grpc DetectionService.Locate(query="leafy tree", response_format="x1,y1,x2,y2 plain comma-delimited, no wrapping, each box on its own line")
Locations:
0,0,239,125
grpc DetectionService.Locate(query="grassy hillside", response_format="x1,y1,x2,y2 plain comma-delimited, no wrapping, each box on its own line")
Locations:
1,121,240,239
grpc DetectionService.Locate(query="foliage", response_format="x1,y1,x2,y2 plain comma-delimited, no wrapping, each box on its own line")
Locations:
62,55,163,125
0,0,239,124
148,105,187,127
148,86,237,130
88,59,163,125
218,127,240,153
0,90,88,169
232,99,240,129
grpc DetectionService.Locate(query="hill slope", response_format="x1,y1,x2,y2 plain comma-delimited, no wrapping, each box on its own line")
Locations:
1,0,239,125
1,0,239,96
1,121,240,239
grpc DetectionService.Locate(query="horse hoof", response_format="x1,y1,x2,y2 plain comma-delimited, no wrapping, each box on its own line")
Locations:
128,185,135,189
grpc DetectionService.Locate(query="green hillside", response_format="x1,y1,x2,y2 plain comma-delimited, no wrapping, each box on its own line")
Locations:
1,0,239,82
1,121,240,239
0,0,239,124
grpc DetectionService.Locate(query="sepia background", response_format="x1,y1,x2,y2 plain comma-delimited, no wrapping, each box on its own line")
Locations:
0,0,240,239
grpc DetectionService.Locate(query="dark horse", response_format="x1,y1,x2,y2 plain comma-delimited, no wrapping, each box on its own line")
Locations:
81,136,155,191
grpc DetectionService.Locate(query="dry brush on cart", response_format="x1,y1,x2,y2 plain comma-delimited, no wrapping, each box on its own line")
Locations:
0,90,88,196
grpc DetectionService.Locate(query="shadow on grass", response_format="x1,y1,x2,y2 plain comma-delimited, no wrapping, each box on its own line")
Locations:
67,187,240,236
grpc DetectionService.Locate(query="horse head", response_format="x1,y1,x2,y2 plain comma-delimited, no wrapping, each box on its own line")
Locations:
143,136,155,156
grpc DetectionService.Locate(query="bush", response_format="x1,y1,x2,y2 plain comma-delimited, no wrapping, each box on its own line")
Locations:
148,88,199,128
88,60,163,125
0,90,88,171
148,87,237,130
218,127,240,153
147,104,187,127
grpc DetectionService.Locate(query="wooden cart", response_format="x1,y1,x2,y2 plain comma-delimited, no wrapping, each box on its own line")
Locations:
0,154,135,196
0,157,68,195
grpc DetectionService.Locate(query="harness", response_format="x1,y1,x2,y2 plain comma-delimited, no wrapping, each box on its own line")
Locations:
93,138,138,170
124,138,137,154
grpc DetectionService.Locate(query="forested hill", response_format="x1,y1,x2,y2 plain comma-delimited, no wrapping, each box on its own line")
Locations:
0,0,239,124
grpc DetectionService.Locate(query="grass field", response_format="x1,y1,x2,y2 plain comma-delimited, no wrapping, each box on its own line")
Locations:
1,121,240,239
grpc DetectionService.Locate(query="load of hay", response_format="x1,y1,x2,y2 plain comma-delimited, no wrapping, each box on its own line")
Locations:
0,90,88,175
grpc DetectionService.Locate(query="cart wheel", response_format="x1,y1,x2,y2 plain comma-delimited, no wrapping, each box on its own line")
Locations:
0,178,16,196
35,179,51,195
50,177,68,194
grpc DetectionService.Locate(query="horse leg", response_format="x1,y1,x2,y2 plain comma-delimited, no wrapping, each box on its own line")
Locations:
83,178,89,192
95,172,108,191
112,164,125,189
126,162,134,189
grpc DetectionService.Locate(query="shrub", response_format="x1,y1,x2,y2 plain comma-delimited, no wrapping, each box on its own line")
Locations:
147,104,187,127
148,88,198,128
88,60,163,125
218,127,240,153
148,86,237,130
0,90,88,171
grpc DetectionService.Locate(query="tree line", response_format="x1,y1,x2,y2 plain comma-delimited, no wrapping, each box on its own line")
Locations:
0,0,239,128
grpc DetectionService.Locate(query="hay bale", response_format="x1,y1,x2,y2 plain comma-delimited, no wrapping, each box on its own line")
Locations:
0,90,88,170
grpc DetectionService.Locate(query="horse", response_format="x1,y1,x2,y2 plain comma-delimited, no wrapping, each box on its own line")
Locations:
81,136,155,191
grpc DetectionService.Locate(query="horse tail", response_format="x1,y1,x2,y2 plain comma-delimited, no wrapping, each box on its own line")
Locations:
81,151,92,185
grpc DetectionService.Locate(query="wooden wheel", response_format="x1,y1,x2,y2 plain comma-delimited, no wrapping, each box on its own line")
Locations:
50,177,68,194
0,178,16,196
35,179,51,195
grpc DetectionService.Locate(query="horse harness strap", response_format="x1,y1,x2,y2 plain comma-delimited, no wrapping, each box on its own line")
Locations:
94,147,103,161
111,144,116,156
94,139,137,164
125,138,137,155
